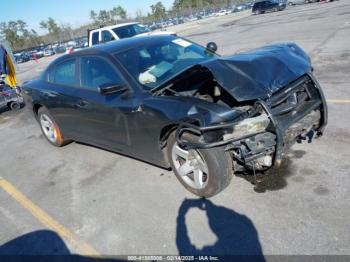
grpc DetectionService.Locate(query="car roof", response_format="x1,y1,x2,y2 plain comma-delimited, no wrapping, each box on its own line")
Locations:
90,22,139,33
55,35,179,63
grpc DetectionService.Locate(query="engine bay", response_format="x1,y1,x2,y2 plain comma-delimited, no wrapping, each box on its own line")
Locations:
155,67,240,109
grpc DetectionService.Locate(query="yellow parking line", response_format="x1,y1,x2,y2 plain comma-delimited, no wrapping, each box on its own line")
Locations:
0,177,100,256
327,99,350,104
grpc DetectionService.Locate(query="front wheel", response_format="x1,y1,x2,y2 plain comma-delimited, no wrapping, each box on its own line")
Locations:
167,132,233,197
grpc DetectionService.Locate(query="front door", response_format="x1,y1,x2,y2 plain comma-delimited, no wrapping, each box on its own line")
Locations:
73,56,136,152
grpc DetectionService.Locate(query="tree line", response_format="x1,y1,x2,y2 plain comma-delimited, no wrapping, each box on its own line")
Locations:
0,18,81,51
0,0,245,51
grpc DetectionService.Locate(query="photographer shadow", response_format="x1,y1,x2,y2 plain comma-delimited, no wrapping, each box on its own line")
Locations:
0,230,125,261
176,199,265,261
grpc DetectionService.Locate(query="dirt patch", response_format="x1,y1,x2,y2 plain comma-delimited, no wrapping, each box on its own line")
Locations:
186,32,210,37
299,168,316,176
49,161,67,175
313,185,330,196
291,176,305,183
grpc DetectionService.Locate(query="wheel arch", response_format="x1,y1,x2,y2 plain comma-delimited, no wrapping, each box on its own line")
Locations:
159,124,179,167
159,117,202,149
158,119,202,167
33,103,44,119
160,124,178,147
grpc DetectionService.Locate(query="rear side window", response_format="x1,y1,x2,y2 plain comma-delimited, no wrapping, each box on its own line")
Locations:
102,30,115,43
49,59,76,86
113,26,134,39
112,24,151,39
92,32,99,45
81,56,124,90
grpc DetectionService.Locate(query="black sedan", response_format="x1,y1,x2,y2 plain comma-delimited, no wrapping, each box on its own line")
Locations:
252,0,287,14
14,53,30,64
22,35,327,197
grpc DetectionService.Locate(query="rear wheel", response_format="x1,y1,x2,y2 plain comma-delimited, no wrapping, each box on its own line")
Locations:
167,132,233,197
38,107,71,147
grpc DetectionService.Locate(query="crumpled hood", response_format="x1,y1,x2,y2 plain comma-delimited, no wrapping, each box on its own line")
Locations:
200,42,312,102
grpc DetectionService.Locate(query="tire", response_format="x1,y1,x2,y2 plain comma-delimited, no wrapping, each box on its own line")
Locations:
37,107,71,147
8,101,20,110
167,132,233,198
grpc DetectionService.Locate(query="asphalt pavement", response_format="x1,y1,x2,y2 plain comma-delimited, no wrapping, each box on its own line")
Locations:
0,1,349,258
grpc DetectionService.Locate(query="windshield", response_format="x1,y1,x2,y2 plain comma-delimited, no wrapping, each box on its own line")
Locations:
112,24,151,39
116,38,217,89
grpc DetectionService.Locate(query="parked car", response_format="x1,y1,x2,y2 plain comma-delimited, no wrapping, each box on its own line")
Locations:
53,45,66,54
253,0,287,14
88,22,175,47
246,2,253,8
44,48,54,56
288,0,306,5
28,50,39,60
216,9,230,16
22,35,327,197
36,49,44,58
235,4,247,11
14,53,30,64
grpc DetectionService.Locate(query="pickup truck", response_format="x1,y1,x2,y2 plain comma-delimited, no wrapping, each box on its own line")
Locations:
88,22,175,47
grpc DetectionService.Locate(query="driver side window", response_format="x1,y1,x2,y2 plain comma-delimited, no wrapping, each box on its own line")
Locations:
81,56,124,91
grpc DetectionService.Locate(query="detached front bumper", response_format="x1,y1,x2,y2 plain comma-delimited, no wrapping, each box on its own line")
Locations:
176,73,328,168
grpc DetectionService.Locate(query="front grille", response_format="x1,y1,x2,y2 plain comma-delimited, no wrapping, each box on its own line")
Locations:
267,74,323,134
269,75,320,116
267,75,322,140
264,74,323,150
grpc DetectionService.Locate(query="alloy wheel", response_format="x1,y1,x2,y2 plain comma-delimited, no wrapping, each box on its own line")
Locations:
171,143,209,189
40,114,57,143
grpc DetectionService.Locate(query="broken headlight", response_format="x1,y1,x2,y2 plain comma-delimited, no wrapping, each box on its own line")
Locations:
223,114,270,141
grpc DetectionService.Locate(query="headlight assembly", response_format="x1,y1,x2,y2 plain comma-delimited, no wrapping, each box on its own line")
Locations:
223,114,270,141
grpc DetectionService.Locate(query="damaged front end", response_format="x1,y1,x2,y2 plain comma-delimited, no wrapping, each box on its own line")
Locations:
174,73,327,172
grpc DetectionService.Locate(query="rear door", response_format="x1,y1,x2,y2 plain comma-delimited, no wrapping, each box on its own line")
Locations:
44,58,81,138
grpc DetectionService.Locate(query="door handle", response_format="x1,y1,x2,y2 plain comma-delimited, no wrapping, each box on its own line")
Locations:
76,100,88,108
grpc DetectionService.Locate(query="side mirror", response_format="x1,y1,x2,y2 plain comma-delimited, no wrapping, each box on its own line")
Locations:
206,42,218,53
98,83,128,96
